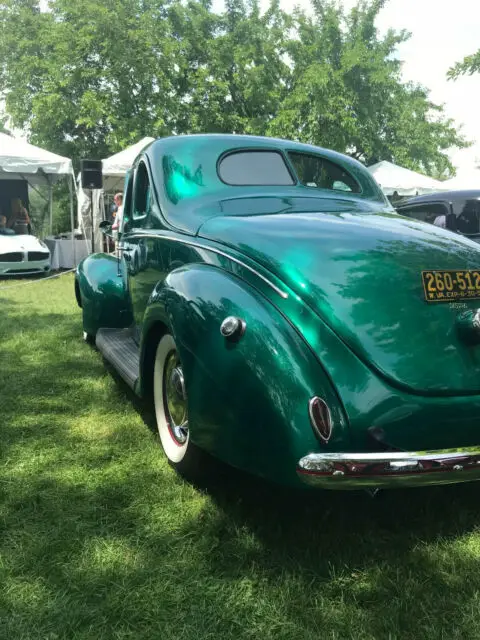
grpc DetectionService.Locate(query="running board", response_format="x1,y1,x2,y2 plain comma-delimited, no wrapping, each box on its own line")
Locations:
96,328,140,389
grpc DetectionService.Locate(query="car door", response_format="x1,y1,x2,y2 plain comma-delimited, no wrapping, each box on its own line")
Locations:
123,160,163,343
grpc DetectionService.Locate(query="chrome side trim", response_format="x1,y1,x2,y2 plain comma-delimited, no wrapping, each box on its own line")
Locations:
297,449,480,489
127,232,288,299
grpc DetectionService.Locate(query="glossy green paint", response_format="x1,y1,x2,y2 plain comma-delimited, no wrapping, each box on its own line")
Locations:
141,264,348,486
76,134,480,488
146,134,390,236
199,210,480,395
75,253,133,336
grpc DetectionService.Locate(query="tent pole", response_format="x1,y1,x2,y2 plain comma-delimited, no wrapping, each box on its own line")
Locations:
90,189,94,253
48,178,53,235
69,175,76,267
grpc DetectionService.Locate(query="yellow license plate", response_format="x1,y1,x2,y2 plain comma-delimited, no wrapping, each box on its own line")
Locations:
422,270,480,302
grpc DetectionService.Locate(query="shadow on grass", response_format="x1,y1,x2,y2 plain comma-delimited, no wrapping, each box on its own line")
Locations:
98,362,480,637
2,280,480,638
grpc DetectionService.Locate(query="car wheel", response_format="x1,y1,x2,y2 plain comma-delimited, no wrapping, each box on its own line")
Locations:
153,333,201,477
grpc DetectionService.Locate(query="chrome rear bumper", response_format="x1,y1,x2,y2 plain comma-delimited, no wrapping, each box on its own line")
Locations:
297,449,480,489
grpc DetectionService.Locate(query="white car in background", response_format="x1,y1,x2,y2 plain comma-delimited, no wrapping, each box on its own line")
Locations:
0,231,51,276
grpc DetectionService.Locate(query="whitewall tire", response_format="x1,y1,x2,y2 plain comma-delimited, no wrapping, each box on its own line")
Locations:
153,333,192,466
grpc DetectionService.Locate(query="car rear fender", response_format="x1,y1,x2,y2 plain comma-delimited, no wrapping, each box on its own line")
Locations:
140,263,349,486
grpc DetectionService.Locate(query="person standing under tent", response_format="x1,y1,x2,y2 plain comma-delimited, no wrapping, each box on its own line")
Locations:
111,192,124,251
8,198,31,232
109,200,117,223
112,193,124,227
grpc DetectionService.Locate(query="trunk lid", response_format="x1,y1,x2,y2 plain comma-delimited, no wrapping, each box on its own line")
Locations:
199,210,480,395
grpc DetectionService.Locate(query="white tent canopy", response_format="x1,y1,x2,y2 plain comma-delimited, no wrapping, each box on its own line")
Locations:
442,169,480,191
101,137,155,192
0,133,75,248
367,160,446,196
0,132,72,184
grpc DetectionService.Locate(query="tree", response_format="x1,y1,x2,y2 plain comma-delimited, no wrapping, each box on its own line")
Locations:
168,0,291,135
0,0,182,163
0,116,11,135
268,0,469,176
0,0,470,177
448,49,480,79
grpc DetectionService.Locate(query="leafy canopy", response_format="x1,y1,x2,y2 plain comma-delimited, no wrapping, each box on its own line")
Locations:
0,0,469,176
448,49,480,79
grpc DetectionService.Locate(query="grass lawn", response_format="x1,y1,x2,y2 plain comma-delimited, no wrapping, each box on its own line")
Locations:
2,274,480,639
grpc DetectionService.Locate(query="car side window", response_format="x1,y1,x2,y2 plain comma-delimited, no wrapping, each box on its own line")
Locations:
122,172,134,227
288,152,361,193
132,162,152,223
457,200,480,235
397,203,449,226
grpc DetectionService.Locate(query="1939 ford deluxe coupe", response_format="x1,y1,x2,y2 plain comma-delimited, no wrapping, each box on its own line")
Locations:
75,134,480,490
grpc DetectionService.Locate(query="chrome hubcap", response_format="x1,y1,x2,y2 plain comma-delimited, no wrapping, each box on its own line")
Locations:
163,350,188,444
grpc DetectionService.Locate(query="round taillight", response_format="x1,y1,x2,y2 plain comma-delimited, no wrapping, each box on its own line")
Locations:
308,397,332,443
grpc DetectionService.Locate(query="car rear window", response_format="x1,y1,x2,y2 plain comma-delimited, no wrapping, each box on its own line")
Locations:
288,152,361,193
218,151,295,186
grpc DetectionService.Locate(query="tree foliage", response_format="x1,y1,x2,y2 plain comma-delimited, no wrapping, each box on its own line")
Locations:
0,116,11,135
266,0,468,175
0,0,469,176
448,48,480,79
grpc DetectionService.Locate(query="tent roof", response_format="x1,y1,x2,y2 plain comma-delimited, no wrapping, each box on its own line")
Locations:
0,133,72,182
102,137,155,177
367,160,445,196
442,169,480,191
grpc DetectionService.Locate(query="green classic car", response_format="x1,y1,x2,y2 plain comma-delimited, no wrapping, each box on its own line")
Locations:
75,134,480,490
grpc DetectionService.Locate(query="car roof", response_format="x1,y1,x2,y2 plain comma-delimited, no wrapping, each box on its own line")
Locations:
148,133,347,157
397,190,480,208
141,133,371,177
133,134,392,235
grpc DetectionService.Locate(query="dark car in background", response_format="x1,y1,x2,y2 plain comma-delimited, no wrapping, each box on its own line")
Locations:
395,190,480,240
